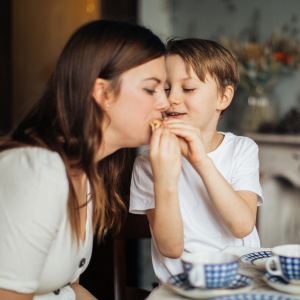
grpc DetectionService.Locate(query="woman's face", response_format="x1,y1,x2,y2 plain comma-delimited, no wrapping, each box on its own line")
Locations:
103,56,169,150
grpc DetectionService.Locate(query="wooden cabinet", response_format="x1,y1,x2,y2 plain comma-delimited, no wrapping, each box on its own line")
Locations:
12,0,100,125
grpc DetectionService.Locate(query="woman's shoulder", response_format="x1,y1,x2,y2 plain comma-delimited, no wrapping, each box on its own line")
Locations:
0,146,66,174
0,147,69,208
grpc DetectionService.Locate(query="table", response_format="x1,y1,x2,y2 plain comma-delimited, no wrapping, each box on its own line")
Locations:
147,247,300,300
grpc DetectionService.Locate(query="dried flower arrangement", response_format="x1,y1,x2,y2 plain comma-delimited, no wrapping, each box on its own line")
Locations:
219,29,300,132
219,30,300,95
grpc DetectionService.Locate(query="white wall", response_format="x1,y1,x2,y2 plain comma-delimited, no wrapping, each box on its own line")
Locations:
171,0,300,128
138,0,172,42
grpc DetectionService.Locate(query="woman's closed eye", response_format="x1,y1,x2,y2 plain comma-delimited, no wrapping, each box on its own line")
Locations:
144,89,157,95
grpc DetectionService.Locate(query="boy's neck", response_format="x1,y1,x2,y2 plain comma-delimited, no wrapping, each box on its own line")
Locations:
201,129,225,154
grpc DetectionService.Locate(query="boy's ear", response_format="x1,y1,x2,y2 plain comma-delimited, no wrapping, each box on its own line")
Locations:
217,85,234,111
92,78,113,109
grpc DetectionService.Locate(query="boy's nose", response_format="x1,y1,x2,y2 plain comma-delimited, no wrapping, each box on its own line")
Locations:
169,93,182,106
155,91,170,112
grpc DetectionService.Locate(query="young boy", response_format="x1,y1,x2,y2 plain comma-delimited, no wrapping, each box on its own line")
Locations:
129,38,263,284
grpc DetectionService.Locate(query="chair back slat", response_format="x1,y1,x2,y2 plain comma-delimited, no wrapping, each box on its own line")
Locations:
114,239,126,300
113,213,151,300
115,213,151,240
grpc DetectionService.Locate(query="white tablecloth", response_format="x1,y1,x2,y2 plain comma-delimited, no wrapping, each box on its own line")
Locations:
147,247,300,300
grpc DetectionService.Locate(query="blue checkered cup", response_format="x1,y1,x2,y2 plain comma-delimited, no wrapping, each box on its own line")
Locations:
266,244,300,283
181,252,240,289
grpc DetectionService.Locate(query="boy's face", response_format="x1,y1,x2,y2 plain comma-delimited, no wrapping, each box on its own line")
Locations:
165,55,221,131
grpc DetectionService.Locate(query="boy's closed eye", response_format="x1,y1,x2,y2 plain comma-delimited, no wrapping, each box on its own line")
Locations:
183,88,195,93
164,88,171,96
164,87,196,95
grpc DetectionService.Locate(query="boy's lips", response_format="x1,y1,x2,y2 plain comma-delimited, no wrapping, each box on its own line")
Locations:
166,111,187,118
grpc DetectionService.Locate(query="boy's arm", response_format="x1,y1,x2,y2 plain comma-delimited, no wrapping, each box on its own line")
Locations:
130,127,184,258
146,186,184,259
164,118,257,239
148,127,184,258
193,158,257,238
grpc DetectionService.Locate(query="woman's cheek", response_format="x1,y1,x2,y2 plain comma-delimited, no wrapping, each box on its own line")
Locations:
139,117,152,143
127,115,151,146
145,127,152,144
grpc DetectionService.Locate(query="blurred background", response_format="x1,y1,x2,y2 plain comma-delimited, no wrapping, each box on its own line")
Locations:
1,0,300,299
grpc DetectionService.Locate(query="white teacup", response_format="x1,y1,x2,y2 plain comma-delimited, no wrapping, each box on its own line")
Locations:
266,244,300,283
181,252,239,289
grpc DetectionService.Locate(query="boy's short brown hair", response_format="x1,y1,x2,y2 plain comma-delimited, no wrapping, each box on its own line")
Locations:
166,38,239,118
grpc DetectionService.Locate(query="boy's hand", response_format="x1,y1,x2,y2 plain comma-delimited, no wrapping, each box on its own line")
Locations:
149,127,182,188
148,126,184,259
163,118,208,167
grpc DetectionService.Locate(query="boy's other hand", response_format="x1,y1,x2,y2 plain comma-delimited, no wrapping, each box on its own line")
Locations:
163,118,207,167
149,127,182,188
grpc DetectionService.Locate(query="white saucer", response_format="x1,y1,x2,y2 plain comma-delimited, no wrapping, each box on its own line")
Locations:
166,273,254,299
240,251,272,269
211,294,295,300
263,272,300,295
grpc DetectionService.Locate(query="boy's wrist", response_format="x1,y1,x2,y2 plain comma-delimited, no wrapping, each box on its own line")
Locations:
193,156,214,175
154,184,178,199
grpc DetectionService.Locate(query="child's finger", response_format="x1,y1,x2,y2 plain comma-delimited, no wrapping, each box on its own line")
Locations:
168,127,199,142
166,123,199,135
164,123,195,131
163,120,196,132
149,127,164,152
168,133,181,153
163,118,189,126
159,128,171,152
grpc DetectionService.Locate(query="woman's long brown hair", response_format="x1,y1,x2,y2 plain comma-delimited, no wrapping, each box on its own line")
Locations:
0,20,166,241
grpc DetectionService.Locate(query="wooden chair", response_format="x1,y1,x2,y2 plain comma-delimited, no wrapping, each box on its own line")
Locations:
113,213,152,300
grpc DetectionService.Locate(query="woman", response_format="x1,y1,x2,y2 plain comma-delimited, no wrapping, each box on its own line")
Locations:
0,20,178,299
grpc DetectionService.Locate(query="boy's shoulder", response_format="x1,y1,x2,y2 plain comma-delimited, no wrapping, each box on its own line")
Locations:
220,132,259,159
222,132,258,148
133,147,153,176
135,147,151,163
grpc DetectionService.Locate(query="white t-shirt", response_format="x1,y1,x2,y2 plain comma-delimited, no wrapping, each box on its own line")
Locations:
0,147,93,299
130,132,264,284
